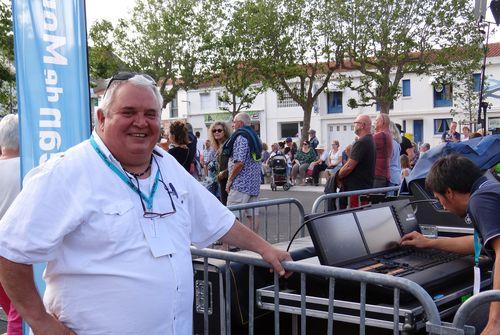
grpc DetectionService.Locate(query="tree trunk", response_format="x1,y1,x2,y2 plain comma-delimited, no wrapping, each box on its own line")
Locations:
232,94,237,118
301,103,313,143
380,101,391,114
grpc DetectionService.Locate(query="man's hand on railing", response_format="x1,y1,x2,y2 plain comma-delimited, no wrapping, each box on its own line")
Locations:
260,245,293,279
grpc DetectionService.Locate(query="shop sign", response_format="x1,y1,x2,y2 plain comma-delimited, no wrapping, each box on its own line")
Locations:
204,110,260,123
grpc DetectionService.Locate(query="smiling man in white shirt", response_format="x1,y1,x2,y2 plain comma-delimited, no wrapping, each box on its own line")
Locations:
0,73,291,335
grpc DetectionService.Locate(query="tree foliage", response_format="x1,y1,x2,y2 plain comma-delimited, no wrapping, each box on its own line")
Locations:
0,0,15,114
205,0,265,117
233,0,346,142
337,0,482,114
113,0,213,107
88,19,126,81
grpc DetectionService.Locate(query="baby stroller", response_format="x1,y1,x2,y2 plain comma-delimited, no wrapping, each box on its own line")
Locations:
268,154,291,191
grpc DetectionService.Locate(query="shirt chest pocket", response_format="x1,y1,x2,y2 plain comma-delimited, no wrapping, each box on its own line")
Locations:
99,201,140,241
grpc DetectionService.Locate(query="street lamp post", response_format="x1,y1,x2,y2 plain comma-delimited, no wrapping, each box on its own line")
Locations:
476,0,500,136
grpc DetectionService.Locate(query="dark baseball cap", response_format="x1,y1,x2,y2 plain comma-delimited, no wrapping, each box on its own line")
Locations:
286,137,293,142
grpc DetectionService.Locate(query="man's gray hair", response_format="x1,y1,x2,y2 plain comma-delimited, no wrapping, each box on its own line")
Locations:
234,112,251,126
97,75,163,118
0,114,19,150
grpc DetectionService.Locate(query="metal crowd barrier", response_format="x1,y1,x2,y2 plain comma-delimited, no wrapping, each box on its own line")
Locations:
311,186,401,214
227,198,306,243
191,247,447,335
450,290,500,334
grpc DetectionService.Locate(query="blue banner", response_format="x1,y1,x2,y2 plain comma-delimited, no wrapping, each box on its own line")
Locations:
13,0,91,178
12,0,90,332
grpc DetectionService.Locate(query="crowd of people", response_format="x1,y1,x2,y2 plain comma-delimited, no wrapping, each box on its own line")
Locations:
247,114,436,197
0,70,498,334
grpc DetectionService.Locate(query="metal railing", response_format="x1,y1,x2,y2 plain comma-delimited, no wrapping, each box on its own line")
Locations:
452,290,500,332
227,198,306,243
191,247,444,335
311,186,400,214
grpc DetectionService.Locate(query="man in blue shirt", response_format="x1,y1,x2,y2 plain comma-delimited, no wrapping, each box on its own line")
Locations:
401,155,500,334
226,112,262,233
308,129,319,151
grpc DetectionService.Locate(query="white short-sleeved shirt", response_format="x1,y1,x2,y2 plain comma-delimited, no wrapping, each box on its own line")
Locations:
327,149,341,166
0,157,20,219
0,134,235,335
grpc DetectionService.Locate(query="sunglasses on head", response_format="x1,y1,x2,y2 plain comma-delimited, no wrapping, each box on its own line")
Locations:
104,72,157,97
212,129,224,133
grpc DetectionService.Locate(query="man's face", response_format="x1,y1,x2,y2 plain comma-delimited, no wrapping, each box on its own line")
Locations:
433,190,467,218
353,117,364,136
97,83,160,160
450,122,457,132
286,141,292,148
232,118,243,130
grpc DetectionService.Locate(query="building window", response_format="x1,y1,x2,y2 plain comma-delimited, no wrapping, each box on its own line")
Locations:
327,91,343,113
434,118,452,134
280,122,302,138
170,95,178,118
402,79,411,97
200,92,211,112
473,73,481,92
433,84,453,107
277,88,300,108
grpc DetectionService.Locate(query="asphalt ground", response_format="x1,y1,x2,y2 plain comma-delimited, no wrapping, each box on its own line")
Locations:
232,183,324,244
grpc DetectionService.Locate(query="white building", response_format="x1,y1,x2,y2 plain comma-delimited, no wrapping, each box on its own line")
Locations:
163,43,500,148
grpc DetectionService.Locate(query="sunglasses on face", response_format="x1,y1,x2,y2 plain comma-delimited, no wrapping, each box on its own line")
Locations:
104,72,157,97
212,129,224,133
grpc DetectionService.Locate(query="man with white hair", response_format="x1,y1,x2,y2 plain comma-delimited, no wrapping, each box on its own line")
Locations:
0,114,22,335
0,73,290,335
225,112,262,233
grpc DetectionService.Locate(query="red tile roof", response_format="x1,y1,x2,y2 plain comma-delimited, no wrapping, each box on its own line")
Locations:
487,42,500,57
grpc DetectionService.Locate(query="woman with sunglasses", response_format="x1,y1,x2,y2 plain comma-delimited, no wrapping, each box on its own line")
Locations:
168,121,191,171
208,121,232,204
290,140,317,186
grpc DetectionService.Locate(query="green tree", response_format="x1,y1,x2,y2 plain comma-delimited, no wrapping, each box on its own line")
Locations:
338,0,482,114
207,0,265,117
0,0,15,115
113,0,214,108
88,19,126,81
235,0,346,142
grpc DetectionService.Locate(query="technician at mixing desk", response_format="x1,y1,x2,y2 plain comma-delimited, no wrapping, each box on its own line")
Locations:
400,155,500,335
